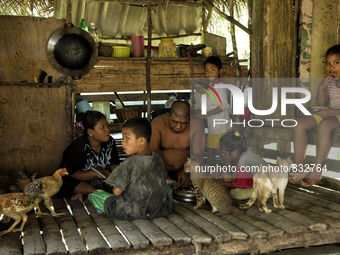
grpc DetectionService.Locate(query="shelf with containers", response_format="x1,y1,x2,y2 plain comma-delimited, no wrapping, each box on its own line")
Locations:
72,56,248,122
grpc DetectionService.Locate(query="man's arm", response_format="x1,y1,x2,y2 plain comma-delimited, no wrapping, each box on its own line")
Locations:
191,117,205,164
149,119,162,152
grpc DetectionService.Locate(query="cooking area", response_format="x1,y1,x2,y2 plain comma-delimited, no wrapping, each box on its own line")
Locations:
1,0,340,254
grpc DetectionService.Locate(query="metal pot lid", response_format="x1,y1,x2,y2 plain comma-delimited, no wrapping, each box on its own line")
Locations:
47,23,98,80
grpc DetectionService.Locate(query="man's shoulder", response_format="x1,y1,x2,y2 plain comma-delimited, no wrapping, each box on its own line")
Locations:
151,114,168,128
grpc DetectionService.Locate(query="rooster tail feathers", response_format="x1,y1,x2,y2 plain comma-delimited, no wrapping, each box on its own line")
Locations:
13,169,28,180
24,180,44,203
30,173,37,182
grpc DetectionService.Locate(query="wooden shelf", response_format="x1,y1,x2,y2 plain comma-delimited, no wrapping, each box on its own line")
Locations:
74,58,249,93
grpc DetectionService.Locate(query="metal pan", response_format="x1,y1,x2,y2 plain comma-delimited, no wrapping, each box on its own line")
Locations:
173,189,197,198
47,23,98,80
173,195,196,203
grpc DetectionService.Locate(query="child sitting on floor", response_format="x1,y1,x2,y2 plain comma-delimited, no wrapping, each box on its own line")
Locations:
88,117,172,221
218,131,267,195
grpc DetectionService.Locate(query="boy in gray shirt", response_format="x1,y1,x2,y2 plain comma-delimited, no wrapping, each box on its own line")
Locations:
89,118,172,221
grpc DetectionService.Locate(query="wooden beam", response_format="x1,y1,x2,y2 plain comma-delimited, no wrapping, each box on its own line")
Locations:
145,33,202,40
21,0,28,15
80,0,203,7
103,33,202,41
66,0,72,22
146,0,152,121
75,92,191,103
164,0,169,10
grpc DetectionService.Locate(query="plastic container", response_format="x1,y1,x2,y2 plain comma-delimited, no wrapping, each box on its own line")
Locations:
144,46,158,58
78,19,88,32
76,99,92,113
93,101,110,121
165,93,177,108
115,99,124,110
131,36,144,57
89,23,98,45
204,47,212,57
112,46,131,58
158,38,176,58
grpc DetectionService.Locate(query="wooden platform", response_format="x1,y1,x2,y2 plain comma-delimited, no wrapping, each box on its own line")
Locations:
1,185,340,255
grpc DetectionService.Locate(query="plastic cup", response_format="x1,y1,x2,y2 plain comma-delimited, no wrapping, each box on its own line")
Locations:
131,36,144,57
76,100,92,113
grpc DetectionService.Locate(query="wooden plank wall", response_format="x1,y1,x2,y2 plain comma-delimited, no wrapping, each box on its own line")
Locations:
0,85,71,178
0,16,67,83
74,58,249,92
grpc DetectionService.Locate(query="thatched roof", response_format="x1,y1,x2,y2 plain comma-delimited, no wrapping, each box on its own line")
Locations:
1,0,247,20
0,0,54,16
1,0,248,44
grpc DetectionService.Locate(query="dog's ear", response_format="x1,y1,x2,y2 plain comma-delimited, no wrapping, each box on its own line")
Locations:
277,156,282,162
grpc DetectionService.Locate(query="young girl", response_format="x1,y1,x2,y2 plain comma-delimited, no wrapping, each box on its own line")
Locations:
195,56,231,166
290,45,340,186
218,131,267,189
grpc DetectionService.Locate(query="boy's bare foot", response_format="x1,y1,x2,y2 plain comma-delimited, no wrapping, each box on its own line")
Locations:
71,193,83,201
288,171,309,184
300,171,322,186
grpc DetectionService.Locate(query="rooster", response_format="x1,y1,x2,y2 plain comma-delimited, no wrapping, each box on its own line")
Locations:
14,168,68,216
0,181,43,236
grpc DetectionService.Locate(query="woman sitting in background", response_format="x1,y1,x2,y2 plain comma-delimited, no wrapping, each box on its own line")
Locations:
56,110,120,201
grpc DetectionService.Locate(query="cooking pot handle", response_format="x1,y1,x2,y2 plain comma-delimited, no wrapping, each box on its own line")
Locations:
65,23,74,28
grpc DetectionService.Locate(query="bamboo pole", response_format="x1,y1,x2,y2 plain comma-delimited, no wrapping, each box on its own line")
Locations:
292,0,300,79
66,0,72,22
248,0,252,78
21,0,28,15
146,0,152,121
229,0,241,88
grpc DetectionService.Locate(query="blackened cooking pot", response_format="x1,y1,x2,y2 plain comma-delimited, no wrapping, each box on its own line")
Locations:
47,23,98,80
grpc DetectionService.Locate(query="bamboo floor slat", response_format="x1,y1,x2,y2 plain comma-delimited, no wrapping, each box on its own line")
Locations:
1,187,340,255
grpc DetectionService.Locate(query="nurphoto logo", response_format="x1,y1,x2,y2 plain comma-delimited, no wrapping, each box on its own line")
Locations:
197,78,312,128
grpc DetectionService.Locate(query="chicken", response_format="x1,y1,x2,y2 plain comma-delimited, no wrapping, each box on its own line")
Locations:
14,168,68,216
13,170,37,191
0,181,43,236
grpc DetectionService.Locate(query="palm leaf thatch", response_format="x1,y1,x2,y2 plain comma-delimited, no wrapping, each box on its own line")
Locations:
202,0,248,32
0,0,54,17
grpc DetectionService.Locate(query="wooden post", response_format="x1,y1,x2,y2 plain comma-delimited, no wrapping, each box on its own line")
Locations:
66,0,72,22
250,0,263,78
146,0,152,121
248,0,252,76
229,0,241,87
292,0,300,78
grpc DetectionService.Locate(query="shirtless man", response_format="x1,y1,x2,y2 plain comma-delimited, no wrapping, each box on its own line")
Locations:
149,101,205,189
